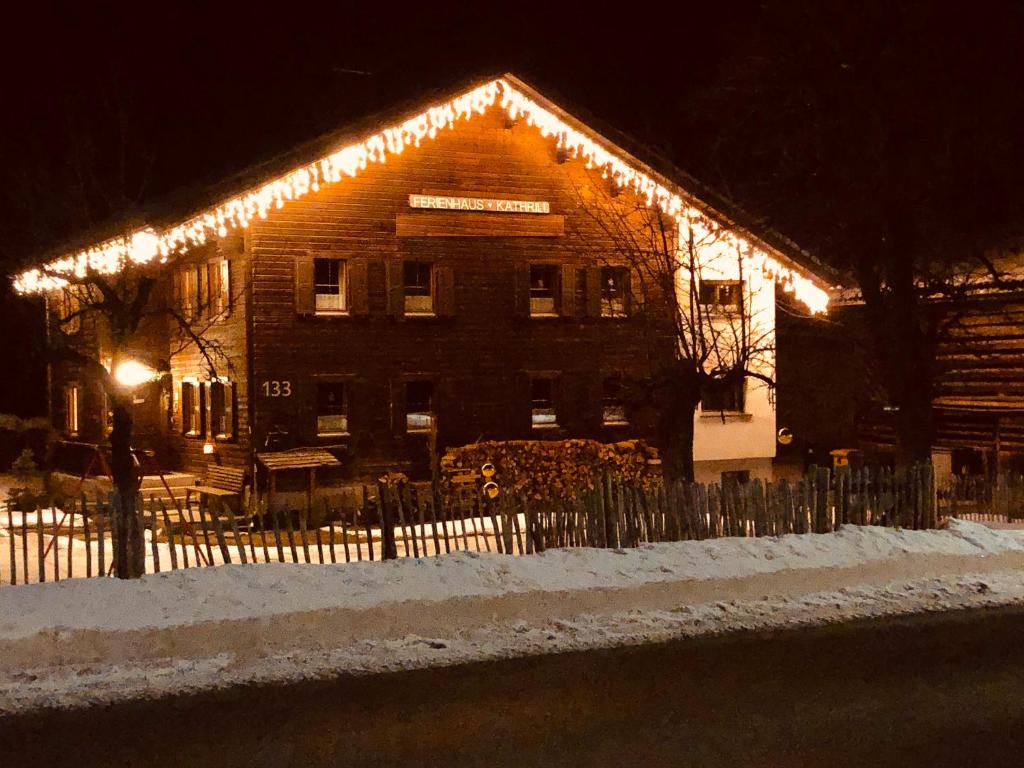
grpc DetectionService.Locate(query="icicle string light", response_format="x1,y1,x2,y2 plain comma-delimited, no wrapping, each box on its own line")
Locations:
12,78,829,313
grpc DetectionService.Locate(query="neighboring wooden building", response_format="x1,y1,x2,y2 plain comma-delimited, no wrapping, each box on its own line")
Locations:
18,74,831,487
778,258,1024,478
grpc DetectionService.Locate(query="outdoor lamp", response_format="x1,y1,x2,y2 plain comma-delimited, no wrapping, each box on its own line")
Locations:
481,462,496,479
203,443,215,455
483,481,500,499
113,360,157,388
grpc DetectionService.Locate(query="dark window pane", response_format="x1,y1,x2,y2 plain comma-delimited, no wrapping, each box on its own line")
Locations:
314,258,340,287
406,380,435,432
602,376,627,424
530,377,557,427
701,377,745,412
317,381,348,434
407,380,434,413
531,378,553,407
699,280,742,309
601,267,627,316
314,258,345,311
317,382,346,415
529,265,557,297
404,261,433,296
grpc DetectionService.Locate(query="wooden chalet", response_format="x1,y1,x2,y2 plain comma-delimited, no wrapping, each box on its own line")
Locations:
14,73,831,497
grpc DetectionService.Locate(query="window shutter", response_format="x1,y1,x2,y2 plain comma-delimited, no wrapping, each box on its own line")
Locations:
201,382,210,438
179,382,189,434
294,253,315,315
229,382,238,439
585,268,602,318
385,259,404,317
560,265,577,318
513,262,530,317
390,378,407,436
347,259,370,315
206,262,219,318
435,264,456,316
220,259,232,316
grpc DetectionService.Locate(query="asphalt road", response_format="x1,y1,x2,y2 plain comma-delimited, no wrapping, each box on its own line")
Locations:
4,605,1024,767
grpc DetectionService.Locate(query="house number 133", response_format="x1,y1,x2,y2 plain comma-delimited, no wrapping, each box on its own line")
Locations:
262,380,292,397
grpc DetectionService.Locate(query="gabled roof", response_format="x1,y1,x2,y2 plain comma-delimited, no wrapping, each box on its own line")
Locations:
11,73,832,313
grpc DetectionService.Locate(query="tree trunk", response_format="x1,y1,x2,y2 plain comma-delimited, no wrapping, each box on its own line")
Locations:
657,376,701,484
109,401,145,578
857,258,937,469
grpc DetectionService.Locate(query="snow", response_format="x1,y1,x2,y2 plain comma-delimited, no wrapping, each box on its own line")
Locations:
2,519,1024,713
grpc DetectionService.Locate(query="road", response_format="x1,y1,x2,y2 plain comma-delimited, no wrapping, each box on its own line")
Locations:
3,605,1024,767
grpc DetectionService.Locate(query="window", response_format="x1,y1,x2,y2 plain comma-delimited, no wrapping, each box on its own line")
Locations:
317,382,349,436
701,377,745,414
699,280,743,313
404,261,434,315
179,267,200,319
530,264,558,316
206,259,231,317
600,267,628,317
64,385,80,435
209,380,235,439
59,289,81,333
182,381,203,436
721,469,751,486
531,378,558,428
314,258,346,312
602,377,628,425
406,380,435,432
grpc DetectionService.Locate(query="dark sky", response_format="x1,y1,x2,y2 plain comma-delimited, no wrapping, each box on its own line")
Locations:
2,1,1022,416
0,1,759,267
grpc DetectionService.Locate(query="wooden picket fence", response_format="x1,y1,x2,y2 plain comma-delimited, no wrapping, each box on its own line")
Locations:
0,462,987,587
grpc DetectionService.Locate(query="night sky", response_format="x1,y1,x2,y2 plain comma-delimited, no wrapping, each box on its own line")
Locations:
2,1,1022,416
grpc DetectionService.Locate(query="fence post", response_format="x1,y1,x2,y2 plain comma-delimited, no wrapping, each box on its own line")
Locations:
813,466,830,533
377,482,398,560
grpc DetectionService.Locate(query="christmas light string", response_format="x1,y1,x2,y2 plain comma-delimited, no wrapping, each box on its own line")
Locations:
12,78,829,313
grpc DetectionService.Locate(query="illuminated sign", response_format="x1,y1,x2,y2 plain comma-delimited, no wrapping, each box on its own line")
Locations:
408,194,550,214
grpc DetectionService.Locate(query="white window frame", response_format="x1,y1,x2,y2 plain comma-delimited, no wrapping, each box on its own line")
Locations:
316,381,350,437
314,257,347,314
529,264,558,317
530,377,558,429
405,380,435,433
600,267,628,318
403,261,435,316
601,377,628,426
700,376,747,415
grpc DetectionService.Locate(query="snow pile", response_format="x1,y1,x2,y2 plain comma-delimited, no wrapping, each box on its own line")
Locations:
2,520,1024,713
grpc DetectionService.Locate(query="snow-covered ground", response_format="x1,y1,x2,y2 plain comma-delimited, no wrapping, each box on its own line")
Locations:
2,520,1024,714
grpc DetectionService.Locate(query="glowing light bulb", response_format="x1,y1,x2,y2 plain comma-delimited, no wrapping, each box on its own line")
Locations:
114,360,157,388
10,78,829,314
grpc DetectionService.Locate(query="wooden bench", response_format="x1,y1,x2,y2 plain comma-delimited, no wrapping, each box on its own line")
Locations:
186,465,247,516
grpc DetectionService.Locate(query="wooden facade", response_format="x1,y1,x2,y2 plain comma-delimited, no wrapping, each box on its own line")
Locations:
41,75,828,485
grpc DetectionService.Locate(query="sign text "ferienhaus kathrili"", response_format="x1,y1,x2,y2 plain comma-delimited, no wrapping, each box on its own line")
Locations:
408,194,550,214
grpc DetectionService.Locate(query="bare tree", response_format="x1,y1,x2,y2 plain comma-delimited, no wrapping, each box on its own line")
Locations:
686,2,1024,466
574,180,776,482
45,252,240,577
